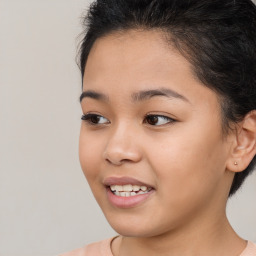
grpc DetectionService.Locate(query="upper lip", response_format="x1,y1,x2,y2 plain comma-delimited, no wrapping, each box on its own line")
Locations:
103,176,154,188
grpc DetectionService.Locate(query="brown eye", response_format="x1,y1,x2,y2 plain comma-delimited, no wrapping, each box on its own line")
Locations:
144,115,175,126
146,115,159,125
90,115,101,124
81,114,109,125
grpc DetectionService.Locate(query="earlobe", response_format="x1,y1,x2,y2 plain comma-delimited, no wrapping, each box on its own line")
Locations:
226,110,256,173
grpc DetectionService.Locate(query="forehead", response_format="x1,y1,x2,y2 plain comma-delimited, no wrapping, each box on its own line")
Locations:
82,29,219,109
83,29,189,82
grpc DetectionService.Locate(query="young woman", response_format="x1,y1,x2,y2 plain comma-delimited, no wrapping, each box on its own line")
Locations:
61,0,256,255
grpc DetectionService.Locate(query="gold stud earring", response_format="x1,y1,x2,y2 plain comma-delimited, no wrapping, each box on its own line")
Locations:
234,161,238,165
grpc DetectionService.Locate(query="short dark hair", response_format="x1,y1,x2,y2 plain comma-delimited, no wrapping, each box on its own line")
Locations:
78,0,256,196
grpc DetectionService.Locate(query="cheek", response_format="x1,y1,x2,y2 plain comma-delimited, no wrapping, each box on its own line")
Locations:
146,123,227,206
79,126,103,183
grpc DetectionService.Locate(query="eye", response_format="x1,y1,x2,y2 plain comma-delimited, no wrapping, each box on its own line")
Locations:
81,114,110,125
144,114,175,126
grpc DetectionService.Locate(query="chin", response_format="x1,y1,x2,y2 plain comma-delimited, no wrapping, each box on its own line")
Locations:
111,225,153,237
105,214,168,238
104,214,149,236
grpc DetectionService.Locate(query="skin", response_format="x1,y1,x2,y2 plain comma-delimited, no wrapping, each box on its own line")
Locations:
79,30,252,256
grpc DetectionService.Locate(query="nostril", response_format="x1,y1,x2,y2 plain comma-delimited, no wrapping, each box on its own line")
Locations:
105,157,123,166
105,157,135,166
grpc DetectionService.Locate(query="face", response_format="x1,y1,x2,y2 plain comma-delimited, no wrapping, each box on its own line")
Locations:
79,30,233,237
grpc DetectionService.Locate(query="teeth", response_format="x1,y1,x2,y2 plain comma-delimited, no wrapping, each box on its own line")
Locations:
110,185,116,191
116,185,123,191
123,184,133,191
141,186,147,191
120,192,126,197
110,184,152,197
125,192,130,197
138,191,148,195
132,185,140,191
113,190,149,197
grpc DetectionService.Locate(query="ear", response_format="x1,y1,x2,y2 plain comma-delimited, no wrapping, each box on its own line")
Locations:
226,110,256,173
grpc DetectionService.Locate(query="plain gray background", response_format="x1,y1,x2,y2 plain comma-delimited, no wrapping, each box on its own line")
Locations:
0,1,255,255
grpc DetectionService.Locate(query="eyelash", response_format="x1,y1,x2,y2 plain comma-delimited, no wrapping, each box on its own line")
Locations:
81,113,176,126
144,114,176,126
81,113,110,125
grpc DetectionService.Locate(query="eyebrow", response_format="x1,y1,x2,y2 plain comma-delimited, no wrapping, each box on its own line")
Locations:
80,90,109,102
80,87,190,104
131,88,190,103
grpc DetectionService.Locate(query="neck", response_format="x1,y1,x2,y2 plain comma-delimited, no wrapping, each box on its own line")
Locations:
114,214,246,256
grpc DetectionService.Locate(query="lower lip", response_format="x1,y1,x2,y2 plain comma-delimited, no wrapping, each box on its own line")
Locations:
106,187,154,208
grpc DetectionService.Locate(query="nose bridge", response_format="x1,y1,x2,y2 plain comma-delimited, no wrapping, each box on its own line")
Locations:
103,120,141,165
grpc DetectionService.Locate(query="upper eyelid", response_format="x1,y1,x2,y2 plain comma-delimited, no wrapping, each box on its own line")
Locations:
146,114,173,118
81,113,107,119
82,111,105,116
82,113,108,118
81,114,110,125
82,113,176,119
81,113,177,123
145,114,176,121
143,114,177,126
82,112,109,119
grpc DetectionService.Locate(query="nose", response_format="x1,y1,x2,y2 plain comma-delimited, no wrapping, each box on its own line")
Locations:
103,124,142,166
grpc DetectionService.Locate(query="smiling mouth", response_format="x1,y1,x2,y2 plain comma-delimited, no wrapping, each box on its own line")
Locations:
109,184,153,197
